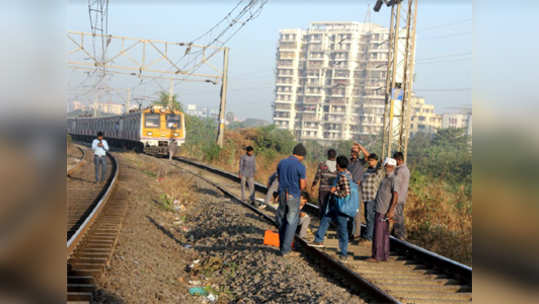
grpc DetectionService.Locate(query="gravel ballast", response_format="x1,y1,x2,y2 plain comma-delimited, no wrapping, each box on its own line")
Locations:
94,153,364,303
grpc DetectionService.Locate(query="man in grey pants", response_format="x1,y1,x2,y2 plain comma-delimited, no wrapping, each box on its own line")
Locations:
91,131,109,183
239,146,256,205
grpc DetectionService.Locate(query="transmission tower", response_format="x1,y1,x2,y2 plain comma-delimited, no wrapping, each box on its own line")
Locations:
374,0,418,161
87,0,110,116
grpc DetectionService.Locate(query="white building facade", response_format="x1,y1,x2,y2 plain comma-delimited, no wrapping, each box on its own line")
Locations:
272,22,408,143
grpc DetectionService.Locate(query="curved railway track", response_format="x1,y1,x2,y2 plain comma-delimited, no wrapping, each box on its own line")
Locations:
67,149,127,303
164,155,472,304
67,145,85,176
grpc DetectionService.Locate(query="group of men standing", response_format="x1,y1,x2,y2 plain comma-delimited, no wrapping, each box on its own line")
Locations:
238,142,410,261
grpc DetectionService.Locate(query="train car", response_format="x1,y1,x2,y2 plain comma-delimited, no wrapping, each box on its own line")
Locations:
67,106,186,153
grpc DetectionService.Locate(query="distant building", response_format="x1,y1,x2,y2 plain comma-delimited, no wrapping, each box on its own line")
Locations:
185,104,219,120
90,102,124,115
442,112,472,136
68,100,86,112
272,21,410,143
409,96,442,136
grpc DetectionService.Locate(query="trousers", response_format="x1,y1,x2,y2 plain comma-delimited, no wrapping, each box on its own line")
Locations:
315,210,350,256
372,212,390,261
391,203,406,239
277,192,300,254
318,190,331,219
241,176,255,203
94,155,107,182
361,200,376,241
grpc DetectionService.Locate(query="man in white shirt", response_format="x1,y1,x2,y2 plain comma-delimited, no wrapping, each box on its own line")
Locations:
91,131,109,183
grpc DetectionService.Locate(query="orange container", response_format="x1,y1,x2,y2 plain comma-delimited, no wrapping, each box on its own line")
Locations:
263,230,294,248
263,230,280,248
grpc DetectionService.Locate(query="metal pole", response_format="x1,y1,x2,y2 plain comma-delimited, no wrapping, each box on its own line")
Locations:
386,1,401,159
382,4,396,159
126,87,131,114
402,0,418,162
400,0,414,159
94,90,98,117
216,47,229,147
168,78,174,110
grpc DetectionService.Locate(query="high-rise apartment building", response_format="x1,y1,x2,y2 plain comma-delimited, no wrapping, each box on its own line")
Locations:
272,22,408,143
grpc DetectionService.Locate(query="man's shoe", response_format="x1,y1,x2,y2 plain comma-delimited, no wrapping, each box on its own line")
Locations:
338,254,348,261
365,258,379,263
281,251,300,257
258,204,266,209
310,241,324,248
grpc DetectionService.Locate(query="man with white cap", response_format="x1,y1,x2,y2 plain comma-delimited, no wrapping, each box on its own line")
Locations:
367,157,400,262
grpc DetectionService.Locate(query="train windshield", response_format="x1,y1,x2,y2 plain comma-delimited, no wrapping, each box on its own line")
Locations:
144,114,160,128
166,114,181,129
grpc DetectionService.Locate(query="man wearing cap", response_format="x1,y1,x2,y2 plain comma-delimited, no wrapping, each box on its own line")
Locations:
239,146,256,206
392,151,410,239
367,157,400,262
275,143,307,257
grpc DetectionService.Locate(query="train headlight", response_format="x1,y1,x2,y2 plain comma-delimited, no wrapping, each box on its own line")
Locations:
173,133,179,136
147,132,153,136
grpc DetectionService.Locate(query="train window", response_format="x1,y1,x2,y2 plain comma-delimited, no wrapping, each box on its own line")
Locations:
166,114,180,129
144,114,160,128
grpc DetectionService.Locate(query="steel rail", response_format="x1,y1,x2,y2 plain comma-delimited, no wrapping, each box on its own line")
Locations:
67,152,119,258
67,145,86,176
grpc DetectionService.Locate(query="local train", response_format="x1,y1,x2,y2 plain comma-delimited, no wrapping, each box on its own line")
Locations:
67,106,186,153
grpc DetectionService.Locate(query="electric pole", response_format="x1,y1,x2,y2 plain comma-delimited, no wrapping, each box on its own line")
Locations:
126,87,131,114
216,47,230,147
374,0,418,161
168,78,174,110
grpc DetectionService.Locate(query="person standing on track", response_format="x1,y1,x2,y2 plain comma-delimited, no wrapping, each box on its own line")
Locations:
168,138,177,160
239,146,256,206
392,151,410,240
359,153,384,244
348,143,369,242
311,155,357,261
311,149,338,219
275,143,307,257
367,158,400,263
91,131,109,183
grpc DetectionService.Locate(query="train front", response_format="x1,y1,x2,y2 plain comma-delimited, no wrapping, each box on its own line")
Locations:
141,107,186,153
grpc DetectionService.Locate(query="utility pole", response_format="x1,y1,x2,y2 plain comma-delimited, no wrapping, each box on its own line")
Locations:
216,47,230,147
93,90,98,117
168,78,174,110
126,87,131,113
400,0,418,162
374,0,418,161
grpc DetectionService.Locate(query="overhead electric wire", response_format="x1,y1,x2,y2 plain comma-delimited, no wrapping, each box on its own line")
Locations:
420,32,472,40
417,18,472,32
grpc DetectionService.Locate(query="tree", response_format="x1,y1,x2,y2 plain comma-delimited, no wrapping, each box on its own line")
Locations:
152,91,183,112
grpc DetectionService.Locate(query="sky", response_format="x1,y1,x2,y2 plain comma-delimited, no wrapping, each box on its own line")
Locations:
67,0,472,121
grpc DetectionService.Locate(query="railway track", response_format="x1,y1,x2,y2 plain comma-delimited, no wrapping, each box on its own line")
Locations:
165,155,472,304
66,150,127,303
67,145,85,176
